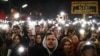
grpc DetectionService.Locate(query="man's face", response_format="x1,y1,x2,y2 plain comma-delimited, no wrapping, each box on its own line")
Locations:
84,49,94,56
46,35,56,49
35,26,41,33
54,28,59,34
13,27,20,33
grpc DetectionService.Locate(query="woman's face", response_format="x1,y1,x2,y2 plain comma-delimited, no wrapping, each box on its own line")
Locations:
72,35,79,43
14,36,20,44
36,35,42,43
63,41,72,52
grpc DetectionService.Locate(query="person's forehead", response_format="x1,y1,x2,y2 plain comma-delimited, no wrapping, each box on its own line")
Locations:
13,27,18,29
72,35,77,38
64,42,71,45
37,35,41,37
15,36,20,39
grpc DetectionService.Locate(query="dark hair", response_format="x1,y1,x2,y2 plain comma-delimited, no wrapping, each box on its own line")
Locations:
13,25,20,29
80,43,97,56
45,32,53,37
13,34,22,41
35,25,40,27
52,27,58,32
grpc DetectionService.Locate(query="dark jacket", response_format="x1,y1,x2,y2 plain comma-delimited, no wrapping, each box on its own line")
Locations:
33,45,61,56
33,36,61,56
7,44,27,56
58,50,75,56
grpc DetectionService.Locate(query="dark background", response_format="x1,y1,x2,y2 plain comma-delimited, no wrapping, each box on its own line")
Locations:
0,0,100,20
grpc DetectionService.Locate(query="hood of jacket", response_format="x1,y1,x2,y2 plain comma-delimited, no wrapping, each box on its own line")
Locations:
42,36,58,56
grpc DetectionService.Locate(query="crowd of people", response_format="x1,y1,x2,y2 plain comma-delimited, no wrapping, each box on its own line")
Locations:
0,19,100,56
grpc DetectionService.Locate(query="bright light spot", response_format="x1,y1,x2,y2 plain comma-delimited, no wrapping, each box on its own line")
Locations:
2,24,9,30
55,24,59,27
38,20,44,25
43,22,46,26
14,13,20,19
6,16,8,19
58,19,65,24
85,41,91,45
98,27,100,31
53,21,56,24
92,19,96,23
87,21,91,25
79,29,85,35
58,27,61,30
61,20,65,24
27,17,31,21
18,46,24,53
97,23,100,26
22,4,28,8
28,21,33,26
2,0,8,1
0,24,3,29
88,16,92,18
65,24,69,27
81,23,86,28
73,21,78,25
48,20,52,24
60,11,65,16
91,27,95,31
13,21,19,26
74,18,78,21
22,21,25,23
81,19,85,22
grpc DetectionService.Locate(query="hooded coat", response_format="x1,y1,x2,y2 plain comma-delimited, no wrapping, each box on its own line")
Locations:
33,35,61,56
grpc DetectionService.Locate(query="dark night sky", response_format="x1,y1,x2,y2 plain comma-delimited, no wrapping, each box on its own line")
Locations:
0,0,100,19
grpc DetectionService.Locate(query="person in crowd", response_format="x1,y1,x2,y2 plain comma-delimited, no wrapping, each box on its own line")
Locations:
28,34,43,56
53,27,62,44
28,35,35,56
11,25,21,39
33,32,61,56
21,29,31,47
4,32,12,56
80,42,97,56
35,25,42,35
63,27,68,37
28,35,35,47
5,32,12,48
60,37,74,56
89,31,98,45
67,29,76,39
35,34,43,46
7,35,27,56
71,35,79,56
41,25,49,37
97,31,100,56
0,33,4,56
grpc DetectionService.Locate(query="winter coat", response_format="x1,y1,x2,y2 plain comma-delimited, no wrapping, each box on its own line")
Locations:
7,44,27,56
33,36,61,56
